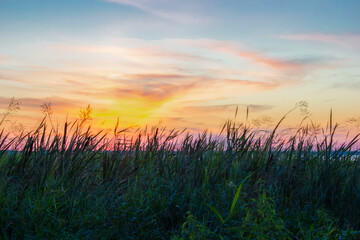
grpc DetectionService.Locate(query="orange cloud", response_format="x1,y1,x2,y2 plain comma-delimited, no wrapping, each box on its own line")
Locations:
111,72,280,102
1,37,314,131
123,73,191,82
0,96,88,130
180,103,273,114
0,96,83,114
212,78,279,90
110,79,196,103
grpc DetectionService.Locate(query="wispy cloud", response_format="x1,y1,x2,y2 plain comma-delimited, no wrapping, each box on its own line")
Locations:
280,33,360,50
123,73,191,81
50,44,211,62
48,41,287,91
49,40,317,81
170,39,309,70
208,43,301,69
0,96,83,110
213,78,279,90
182,103,273,113
1,37,326,129
111,81,196,103
0,55,12,64
103,0,206,24
158,102,274,131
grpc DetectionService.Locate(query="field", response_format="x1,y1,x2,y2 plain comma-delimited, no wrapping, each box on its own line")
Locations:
1,110,360,239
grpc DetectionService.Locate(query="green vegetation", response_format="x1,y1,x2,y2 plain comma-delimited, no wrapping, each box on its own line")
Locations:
0,104,360,239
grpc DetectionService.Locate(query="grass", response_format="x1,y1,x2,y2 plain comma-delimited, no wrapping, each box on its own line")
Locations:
0,105,360,239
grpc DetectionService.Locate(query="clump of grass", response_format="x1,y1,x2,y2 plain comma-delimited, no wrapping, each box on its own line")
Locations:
0,104,360,239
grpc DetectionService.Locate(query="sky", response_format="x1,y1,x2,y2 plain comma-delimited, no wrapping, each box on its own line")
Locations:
1,0,360,134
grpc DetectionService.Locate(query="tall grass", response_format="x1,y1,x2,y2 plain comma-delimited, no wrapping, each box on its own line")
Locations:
0,109,360,239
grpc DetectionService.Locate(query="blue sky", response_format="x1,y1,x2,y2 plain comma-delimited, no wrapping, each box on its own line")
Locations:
1,0,360,131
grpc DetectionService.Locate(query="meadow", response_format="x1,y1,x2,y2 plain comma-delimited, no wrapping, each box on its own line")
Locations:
1,103,360,239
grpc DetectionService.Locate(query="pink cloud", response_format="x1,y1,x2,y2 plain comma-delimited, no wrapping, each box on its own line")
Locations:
0,96,83,112
170,39,305,70
206,41,301,69
86,73,279,105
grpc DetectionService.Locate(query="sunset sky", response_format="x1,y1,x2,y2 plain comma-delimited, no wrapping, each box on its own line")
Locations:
1,0,360,133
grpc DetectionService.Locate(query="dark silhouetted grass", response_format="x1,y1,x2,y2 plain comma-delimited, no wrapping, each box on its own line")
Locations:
0,111,360,239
